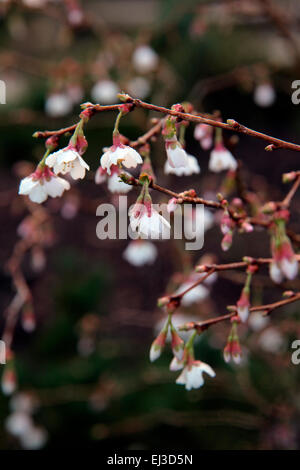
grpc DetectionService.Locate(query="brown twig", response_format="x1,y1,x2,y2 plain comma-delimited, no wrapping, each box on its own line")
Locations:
34,95,300,152
181,292,300,332
170,268,216,301
196,255,300,273
281,175,300,208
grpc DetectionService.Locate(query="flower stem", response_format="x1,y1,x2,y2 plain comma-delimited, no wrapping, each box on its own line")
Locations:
38,148,51,169
113,110,123,138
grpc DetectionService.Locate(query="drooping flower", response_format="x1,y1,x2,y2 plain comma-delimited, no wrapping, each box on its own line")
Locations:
220,211,235,235
95,165,133,194
236,265,256,323
164,154,200,176
279,240,298,280
129,203,170,239
269,261,284,284
209,143,237,173
19,165,70,204
123,240,157,267
101,143,142,176
176,359,215,391
169,356,184,371
167,197,178,214
162,116,188,169
46,146,89,180
221,231,233,251
165,138,188,169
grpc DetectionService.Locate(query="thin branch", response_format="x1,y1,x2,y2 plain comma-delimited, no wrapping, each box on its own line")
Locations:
196,255,300,273
34,95,300,152
180,292,300,332
170,268,216,301
281,175,300,208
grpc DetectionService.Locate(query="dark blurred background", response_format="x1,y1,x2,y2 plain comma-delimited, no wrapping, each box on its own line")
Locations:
1,0,300,450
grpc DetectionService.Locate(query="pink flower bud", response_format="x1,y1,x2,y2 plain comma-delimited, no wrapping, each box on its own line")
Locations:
76,135,88,156
157,296,170,308
171,328,184,360
149,330,167,362
223,342,231,363
167,197,178,213
169,356,184,371
282,172,297,184
22,306,36,333
280,239,298,280
220,212,233,235
223,331,242,364
262,201,277,214
240,221,254,233
269,261,283,284
237,288,250,323
221,231,233,251
231,339,242,364
2,366,17,396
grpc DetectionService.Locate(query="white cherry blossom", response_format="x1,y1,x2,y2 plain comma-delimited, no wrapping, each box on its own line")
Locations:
19,166,70,203
165,143,188,168
46,147,89,180
101,145,142,175
129,205,170,239
176,360,215,391
164,154,200,176
209,144,237,172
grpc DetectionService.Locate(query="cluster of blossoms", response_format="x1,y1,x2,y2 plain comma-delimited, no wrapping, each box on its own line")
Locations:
13,94,300,396
150,308,215,391
19,119,89,203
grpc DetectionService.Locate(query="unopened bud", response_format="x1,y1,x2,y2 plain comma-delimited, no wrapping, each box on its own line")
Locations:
157,296,170,308
170,327,184,361
262,201,277,214
283,290,295,298
2,364,17,396
221,231,233,251
149,329,168,362
282,172,297,184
